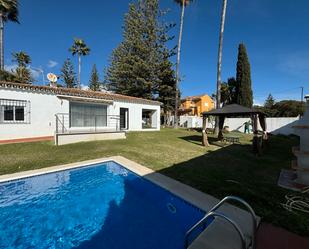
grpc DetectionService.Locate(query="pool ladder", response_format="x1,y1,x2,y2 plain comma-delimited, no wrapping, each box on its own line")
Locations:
185,196,258,249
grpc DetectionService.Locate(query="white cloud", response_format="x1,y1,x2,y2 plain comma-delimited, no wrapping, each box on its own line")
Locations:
30,68,42,79
81,84,89,90
47,60,58,68
4,64,18,72
4,64,42,81
253,99,263,106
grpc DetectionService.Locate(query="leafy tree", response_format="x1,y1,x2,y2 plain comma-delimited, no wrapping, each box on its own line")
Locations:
12,51,32,83
69,38,90,89
264,94,275,109
60,58,76,88
220,77,238,106
156,52,177,125
154,14,177,125
259,96,305,117
105,0,157,99
105,0,174,101
173,0,194,128
236,43,253,107
89,64,101,91
0,0,19,70
14,67,32,83
262,94,277,116
272,100,305,117
0,68,17,81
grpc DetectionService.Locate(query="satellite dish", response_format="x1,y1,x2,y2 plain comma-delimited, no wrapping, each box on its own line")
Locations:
47,73,57,83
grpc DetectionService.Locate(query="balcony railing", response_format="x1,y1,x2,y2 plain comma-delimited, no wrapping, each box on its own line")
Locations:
55,113,121,134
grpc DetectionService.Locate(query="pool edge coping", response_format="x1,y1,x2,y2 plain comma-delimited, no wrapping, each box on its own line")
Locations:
0,156,259,249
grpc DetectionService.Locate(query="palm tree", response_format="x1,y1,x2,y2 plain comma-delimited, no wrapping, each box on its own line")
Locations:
69,38,90,89
173,0,193,128
215,0,228,134
12,51,31,67
0,0,19,70
12,51,32,83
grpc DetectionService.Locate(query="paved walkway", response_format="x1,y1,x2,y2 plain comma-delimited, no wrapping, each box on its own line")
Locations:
257,223,309,249
0,136,53,144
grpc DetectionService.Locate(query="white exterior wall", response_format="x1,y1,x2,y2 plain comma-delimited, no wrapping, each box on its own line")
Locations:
0,88,160,141
179,115,299,135
110,101,160,131
0,88,68,140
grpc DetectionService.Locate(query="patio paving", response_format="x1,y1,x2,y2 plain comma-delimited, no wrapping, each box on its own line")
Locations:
257,223,309,249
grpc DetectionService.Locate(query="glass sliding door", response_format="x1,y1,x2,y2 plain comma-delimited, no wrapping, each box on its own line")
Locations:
70,102,107,128
120,108,129,130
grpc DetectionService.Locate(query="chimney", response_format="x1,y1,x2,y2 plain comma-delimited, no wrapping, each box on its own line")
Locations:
50,82,57,88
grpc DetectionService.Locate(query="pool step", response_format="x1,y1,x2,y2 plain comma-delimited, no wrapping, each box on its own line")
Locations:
186,196,259,249
188,218,253,249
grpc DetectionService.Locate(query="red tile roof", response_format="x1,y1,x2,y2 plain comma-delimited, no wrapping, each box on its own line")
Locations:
181,94,214,102
0,81,161,105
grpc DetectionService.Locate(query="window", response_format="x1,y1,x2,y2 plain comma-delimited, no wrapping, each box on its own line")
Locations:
4,106,14,121
0,99,30,124
70,102,107,127
142,109,157,129
15,106,25,121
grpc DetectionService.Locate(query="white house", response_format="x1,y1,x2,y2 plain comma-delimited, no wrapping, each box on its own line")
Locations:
0,82,161,145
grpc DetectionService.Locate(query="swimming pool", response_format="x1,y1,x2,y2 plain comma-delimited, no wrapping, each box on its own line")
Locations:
0,161,207,249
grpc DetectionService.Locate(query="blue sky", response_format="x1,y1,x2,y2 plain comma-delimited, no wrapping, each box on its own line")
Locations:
5,0,309,104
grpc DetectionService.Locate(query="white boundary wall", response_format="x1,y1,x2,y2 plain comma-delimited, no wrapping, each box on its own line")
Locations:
179,116,203,128
0,88,160,141
224,117,299,135
180,115,300,135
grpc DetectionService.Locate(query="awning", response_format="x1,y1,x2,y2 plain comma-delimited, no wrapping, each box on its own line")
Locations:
57,95,113,105
202,104,263,117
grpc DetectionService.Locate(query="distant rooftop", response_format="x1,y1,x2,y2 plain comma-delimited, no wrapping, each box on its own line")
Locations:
182,93,213,101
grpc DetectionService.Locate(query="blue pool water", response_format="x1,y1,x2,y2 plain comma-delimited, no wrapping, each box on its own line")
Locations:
0,161,207,249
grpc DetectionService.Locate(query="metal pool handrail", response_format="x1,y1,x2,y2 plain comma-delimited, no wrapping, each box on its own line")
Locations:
185,196,258,249
185,211,246,249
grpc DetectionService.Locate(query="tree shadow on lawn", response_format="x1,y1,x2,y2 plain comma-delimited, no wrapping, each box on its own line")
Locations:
159,143,256,196
179,135,224,147
158,135,308,236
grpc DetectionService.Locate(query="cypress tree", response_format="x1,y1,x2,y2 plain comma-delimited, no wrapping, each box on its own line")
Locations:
89,64,101,91
105,0,163,99
60,58,76,88
236,43,253,107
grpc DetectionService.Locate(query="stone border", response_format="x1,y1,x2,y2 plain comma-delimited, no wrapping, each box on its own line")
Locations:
0,156,258,249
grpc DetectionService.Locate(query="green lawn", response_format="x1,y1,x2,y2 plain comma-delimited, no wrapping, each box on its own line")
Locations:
0,128,308,236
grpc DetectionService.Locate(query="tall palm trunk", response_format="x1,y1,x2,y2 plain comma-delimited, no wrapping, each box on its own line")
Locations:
215,0,228,134
0,13,4,71
78,54,81,89
174,0,185,128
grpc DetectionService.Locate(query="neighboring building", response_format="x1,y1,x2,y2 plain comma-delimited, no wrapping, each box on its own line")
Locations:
0,82,161,145
179,94,214,116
